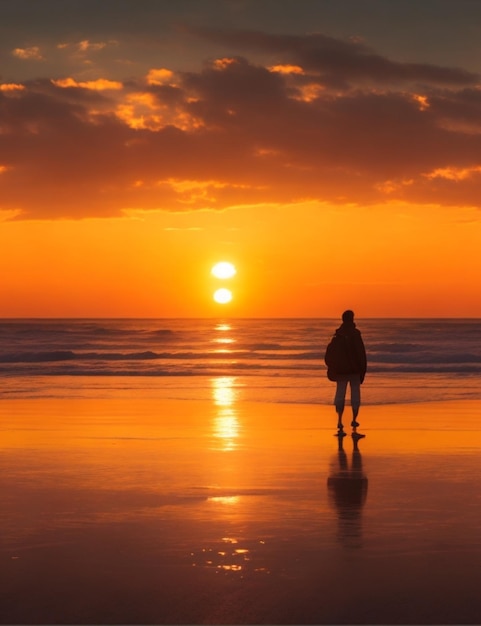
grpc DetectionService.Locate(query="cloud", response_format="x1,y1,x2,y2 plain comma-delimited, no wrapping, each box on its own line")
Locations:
52,77,124,91
0,83,25,92
57,39,117,54
2,30,481,220
187,28,480,88
424,165,481,181
146,68,176,86
11,46,45,61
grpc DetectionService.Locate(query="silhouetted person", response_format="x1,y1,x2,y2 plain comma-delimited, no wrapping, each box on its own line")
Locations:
324,310,367,439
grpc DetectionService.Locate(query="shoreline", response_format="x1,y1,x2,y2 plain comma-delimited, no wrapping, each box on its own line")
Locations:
1,368,479,407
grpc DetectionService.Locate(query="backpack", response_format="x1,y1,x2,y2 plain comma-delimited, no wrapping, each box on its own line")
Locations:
324,333,354,381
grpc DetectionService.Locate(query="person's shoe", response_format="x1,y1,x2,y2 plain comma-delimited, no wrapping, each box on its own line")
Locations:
334,430,347,438
351,420,360,428
351,431,365,441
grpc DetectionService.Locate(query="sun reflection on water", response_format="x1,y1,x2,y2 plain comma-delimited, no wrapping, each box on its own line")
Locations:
208,495,239,504
213,336,236,347
190,537,270,575
214,323,231,332
211,376,240,451
212,376,238,407
212,322,238,353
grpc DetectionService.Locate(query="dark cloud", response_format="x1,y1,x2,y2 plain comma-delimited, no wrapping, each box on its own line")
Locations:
2,31,481,220
188,28,480,88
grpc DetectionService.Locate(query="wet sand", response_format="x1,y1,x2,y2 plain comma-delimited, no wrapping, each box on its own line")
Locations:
1,396,481,624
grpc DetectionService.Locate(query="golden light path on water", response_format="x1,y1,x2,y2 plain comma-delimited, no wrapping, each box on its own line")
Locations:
211,376,239,452
194,322,258,573
210,324,241,458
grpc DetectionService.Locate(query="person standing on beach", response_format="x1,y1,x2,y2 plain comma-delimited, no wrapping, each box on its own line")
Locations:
324,310,367,439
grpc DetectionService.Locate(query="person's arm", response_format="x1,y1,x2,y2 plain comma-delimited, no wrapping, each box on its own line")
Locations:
357,333,367,382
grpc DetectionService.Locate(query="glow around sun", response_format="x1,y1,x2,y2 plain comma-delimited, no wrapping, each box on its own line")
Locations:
211,262,236,279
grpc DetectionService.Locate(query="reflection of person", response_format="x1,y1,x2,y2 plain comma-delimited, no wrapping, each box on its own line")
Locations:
324,310,367,438
327,448,368,549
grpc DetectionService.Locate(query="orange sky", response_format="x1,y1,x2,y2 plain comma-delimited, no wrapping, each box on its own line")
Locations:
1,2,481,317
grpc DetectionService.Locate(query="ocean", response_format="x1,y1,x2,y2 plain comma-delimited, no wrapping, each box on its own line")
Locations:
1,318,480,406
2,319,481,625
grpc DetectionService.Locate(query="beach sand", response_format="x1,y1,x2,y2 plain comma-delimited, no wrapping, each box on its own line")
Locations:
1,395,481,624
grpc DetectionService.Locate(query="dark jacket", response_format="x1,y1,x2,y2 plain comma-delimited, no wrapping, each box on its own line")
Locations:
325,321,367,383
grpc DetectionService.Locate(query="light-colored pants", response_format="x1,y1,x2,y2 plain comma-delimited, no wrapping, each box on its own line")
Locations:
334,374,361,418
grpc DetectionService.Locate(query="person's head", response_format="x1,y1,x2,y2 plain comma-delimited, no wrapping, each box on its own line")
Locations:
342,310,355,324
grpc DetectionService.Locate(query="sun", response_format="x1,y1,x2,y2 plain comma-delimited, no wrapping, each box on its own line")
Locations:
211,261,236,279
214,288,233,304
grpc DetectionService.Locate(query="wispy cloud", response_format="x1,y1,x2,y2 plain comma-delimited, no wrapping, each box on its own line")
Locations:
57,39,118,54
52,77,124,91
11,46,45,61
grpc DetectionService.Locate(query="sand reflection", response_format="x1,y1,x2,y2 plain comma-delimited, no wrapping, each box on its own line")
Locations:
327,445,368,549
